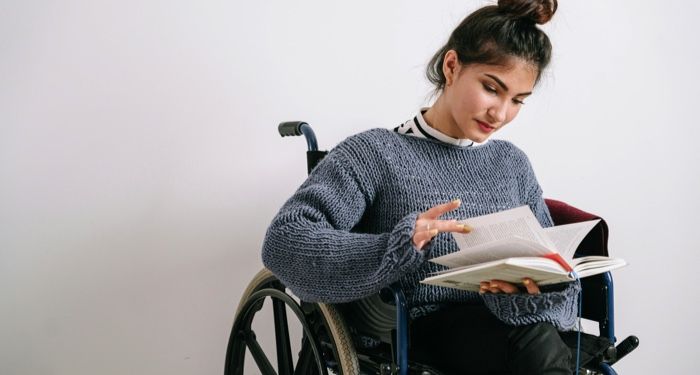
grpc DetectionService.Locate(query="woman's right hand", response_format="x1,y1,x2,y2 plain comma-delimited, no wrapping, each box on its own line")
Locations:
413,199,472,250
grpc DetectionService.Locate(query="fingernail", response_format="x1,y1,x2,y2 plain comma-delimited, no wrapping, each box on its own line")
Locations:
456,224,471,233
452,198,461,206
490,283,497,288
429,229,438,236
523,279,530,285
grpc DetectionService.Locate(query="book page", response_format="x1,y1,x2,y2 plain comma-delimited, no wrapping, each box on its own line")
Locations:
434,236,552,268
571,256,627,278
452,206,555,249
542,219,600,261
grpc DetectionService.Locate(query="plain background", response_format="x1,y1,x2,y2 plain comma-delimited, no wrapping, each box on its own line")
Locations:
1,0,698,373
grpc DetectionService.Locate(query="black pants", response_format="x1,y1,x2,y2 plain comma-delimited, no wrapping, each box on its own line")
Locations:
409,304,573,374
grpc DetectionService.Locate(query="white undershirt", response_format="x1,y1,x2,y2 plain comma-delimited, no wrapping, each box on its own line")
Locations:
393,108,488,147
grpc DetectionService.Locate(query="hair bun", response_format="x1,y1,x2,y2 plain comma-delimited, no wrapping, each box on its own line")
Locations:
498,0,558,24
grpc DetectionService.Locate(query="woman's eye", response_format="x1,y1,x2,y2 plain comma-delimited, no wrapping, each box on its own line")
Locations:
513,98,526,105
483,84,497,94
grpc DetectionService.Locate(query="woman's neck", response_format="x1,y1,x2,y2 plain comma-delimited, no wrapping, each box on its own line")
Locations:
423,97,461,139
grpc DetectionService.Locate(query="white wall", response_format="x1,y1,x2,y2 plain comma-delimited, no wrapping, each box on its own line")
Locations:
1,0,698,373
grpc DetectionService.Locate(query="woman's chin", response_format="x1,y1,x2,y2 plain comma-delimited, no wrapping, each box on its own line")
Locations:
457,127,490,143
466,133,489,143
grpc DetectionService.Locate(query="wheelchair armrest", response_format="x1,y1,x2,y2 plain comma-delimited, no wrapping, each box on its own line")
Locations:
581,272,616,342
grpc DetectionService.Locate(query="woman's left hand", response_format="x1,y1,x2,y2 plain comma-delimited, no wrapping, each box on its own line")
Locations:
479,278,540,295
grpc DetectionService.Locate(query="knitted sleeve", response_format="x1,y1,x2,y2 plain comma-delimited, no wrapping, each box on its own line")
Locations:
261,143,425,303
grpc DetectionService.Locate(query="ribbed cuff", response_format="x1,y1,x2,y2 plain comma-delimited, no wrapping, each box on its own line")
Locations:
387,211,425,273
481,282,581,331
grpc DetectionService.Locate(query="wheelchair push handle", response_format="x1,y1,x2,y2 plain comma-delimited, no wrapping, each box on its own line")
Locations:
278,121,319,152
278,121,327,174
278,121,307,137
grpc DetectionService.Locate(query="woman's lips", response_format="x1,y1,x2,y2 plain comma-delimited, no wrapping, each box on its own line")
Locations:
476,120,495,133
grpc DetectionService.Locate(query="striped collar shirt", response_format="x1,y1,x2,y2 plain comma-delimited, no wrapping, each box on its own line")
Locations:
393,108,488,147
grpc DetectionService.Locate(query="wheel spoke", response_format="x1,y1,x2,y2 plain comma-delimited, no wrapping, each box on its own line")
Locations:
245,330,278,375
273,299,294,375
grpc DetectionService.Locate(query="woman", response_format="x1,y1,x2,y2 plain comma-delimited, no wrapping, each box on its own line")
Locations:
262,0,577,373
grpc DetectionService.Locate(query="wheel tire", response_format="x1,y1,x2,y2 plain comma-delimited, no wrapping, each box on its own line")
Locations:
234,268,278,317
317,303,360,374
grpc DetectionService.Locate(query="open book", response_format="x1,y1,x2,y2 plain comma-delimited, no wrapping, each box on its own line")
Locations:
420,206,626,292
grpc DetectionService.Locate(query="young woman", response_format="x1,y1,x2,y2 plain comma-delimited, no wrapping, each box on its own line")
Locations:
263,0,577,373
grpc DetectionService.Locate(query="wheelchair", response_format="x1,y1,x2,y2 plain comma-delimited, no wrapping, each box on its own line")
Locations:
224,122,639,375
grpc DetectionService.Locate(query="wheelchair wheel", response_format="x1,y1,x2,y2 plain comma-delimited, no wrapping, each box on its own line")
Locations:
225,268,359,375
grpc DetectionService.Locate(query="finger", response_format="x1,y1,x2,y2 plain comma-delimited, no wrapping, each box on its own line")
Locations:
479,282,490,294
522,278,540,295
491,280,519,294
419,199,462,220
440,220,472,234
488,281,502,294
418,219,472,234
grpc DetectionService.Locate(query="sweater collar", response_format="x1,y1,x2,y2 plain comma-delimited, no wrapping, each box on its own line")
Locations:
398,108,488,147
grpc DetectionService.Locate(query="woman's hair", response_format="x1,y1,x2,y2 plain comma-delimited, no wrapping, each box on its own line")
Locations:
427,0,558,91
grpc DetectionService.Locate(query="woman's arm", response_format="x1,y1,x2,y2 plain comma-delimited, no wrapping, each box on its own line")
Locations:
261,146,424,303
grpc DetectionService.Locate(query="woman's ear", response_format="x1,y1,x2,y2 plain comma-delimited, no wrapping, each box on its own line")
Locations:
442,50,460,86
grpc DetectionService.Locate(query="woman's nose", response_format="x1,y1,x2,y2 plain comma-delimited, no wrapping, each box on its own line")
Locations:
487,102,507,123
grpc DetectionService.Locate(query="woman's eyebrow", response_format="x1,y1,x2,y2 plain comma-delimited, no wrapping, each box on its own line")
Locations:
484,73,532,96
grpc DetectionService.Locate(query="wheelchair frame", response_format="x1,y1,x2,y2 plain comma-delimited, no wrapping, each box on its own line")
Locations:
224,122,638,375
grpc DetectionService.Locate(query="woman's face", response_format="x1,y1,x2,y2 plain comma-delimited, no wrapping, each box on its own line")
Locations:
436,53,538,143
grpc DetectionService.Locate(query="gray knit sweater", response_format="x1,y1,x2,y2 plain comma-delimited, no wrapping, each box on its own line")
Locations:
262,128,580,330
